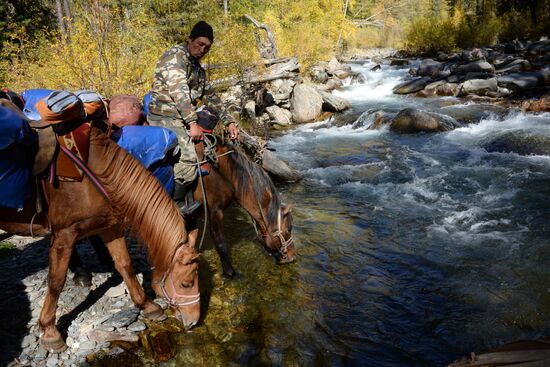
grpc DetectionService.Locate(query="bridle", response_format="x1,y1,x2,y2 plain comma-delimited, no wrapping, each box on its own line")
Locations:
253,205,294,261
158,244,200,308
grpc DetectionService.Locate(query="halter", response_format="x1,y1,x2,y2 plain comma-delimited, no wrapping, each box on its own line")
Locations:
158,244,200,308
254,206,294,260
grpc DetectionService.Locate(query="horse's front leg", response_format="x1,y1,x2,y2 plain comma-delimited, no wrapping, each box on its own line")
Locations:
100,230,165,321
210,209,236,278
39,228,77,353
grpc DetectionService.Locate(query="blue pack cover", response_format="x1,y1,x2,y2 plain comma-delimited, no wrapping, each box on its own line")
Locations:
0,106,38,208
142,92,152,117
112,125,177,195
21,89,54,120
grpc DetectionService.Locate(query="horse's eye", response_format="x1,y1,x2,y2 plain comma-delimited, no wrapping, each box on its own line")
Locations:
181,282,192,289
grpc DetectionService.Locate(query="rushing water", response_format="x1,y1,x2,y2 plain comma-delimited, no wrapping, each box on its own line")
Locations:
156,61,550,367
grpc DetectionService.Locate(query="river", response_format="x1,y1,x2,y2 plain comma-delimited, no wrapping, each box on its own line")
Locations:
164,61,550,367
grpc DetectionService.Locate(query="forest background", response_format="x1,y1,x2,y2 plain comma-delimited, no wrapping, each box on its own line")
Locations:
1,0,549,97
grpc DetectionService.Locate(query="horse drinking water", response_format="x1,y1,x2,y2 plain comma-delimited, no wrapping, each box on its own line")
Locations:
194,135,295,277
0,105,200,353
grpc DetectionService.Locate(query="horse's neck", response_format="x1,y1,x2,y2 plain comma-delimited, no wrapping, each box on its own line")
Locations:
221,148,274,232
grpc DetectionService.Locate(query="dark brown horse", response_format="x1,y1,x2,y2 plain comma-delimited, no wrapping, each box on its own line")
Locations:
0,123,200,353
194,136,295,277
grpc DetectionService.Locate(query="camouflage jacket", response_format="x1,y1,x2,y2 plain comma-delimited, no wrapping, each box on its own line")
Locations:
147,44,233,128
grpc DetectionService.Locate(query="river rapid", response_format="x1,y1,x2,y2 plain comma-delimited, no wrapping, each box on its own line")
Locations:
164,61,550,367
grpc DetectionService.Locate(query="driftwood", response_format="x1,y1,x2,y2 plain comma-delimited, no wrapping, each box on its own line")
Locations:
212,57,299,89
244,14,278,60
238,130,302,182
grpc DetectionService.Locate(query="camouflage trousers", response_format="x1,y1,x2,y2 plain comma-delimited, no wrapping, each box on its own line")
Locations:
147,115,197,184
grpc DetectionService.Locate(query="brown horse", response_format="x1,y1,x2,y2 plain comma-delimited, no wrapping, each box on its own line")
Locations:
194,136,295,277
0,124,200,353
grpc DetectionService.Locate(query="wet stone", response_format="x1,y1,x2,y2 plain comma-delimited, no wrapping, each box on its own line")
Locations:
127,321,147,332
46,357,59,367
102,308,139,328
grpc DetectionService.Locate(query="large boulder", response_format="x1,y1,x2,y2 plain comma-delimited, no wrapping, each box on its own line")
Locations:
290,84,323,123
417,59,444,77
522,97,550,113
454,60,495,74
458,78,498,96
268,79,296,105
497,72,546,92
482,133,550,156
437,104,508,123
390,108,460,133
266,105,292,126
393,77,432,94
319,91,351,112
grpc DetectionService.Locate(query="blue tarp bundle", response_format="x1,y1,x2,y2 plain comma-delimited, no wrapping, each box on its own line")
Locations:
21,89,53,120
0,106,38,209
111,125,178,195
142,92,152,117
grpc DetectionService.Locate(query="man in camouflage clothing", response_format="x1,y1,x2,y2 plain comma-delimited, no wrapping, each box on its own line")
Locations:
148,21,239,215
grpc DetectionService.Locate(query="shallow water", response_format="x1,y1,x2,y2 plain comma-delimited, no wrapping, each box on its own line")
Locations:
157,62,550,366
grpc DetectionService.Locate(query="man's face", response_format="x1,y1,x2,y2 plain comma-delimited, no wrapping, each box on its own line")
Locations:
187,36,212,60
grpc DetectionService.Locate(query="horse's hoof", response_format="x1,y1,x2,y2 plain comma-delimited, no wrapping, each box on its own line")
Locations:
40,337,67,354
223,271,243,280
144,308,167,322
73,271,92,287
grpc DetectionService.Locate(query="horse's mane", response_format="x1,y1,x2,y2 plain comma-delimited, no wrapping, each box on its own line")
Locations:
221,139,281,225
89,127,187,272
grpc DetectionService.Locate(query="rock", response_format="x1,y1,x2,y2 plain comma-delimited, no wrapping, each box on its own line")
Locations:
389,58,410,66
483,133,550,155
437,104,508,123
290,84,323,123
327,57,351,77
88,329,140,344
527,39,550,55
522,97,550,113
21,334,37,348
262,150,302,182
454,60,495,74
458,78,498,96
415,80,446,97
127,321,147,332
46,357,59,367
390,108,460,133
145,332,175,363
105,283,126,298
464,72,495,80
349,72,366,84
370,64,381,72
497,72,546,92
495,59,531,73
319,91,351,112
366,111,394,130
268,79,295,104
102,308,139,329
393,77,432,95
79,340,97,350
504,39,525,53
244,100,256,120
435,82,459,96
417,59,444,77
322,77,343,91
310,66,329,83
266,105,292,126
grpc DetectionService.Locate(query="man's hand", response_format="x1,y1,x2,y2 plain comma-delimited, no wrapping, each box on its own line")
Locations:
189,122,204,141
228,122,239,140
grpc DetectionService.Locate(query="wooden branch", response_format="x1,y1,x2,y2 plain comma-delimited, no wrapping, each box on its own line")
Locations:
244,14,278,59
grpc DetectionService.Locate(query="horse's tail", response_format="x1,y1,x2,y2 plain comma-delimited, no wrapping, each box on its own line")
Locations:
87,127,186,271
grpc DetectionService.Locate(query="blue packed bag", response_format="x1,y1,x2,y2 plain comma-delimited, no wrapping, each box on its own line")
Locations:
21,89,54,120
0,106,38,209
111,125,178,195
142,92,152,117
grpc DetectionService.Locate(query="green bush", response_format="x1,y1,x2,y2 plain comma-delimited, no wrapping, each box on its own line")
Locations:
404,15,457,55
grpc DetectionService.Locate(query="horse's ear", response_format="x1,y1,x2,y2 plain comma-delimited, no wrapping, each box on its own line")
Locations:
282,203,293,216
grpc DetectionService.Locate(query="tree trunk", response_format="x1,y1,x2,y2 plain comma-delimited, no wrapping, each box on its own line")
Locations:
55,0,66,36
224,0,228,17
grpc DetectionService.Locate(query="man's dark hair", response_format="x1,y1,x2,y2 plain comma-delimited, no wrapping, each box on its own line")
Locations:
190,21,214,42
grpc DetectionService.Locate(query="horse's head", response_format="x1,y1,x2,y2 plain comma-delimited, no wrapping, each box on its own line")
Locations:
260,204,296,264
152,242,200,329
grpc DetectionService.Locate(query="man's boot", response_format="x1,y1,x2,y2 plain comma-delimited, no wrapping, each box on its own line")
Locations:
173,179,201,216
